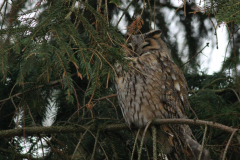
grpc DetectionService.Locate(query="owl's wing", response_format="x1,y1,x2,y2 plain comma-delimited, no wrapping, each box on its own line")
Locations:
134,52,190,119
160,56,190,117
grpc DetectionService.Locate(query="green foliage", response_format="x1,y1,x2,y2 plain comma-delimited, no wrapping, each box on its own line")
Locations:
187,72,240,159
215,0,240,24
200,0,240,25
0,0,240,159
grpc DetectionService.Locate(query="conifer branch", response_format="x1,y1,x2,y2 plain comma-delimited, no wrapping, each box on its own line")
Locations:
0,73,77,103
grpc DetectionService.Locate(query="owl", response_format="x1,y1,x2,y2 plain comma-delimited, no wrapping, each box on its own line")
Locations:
114,30,211,160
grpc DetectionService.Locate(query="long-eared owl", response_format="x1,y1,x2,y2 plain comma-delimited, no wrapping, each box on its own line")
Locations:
114,30,211,160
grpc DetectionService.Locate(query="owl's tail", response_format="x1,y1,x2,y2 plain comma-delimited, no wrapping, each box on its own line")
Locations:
159,125,211,160
135,125,211,160
184,134,211,160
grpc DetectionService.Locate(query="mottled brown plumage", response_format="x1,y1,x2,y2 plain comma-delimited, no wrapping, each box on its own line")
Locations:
114,30,210,160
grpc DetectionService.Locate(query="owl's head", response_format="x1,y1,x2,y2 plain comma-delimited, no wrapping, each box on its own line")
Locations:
124,30,171,59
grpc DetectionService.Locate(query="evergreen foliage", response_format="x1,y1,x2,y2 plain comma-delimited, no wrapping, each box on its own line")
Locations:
0,0,240,159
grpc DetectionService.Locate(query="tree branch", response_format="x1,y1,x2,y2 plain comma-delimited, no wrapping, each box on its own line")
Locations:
0,119,238,139
0,73,77,103
153,119,238,133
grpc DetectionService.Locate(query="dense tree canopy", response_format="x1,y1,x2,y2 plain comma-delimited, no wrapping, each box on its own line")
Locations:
0,0,240,159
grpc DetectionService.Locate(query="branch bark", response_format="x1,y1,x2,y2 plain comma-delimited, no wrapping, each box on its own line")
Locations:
0,119,238,138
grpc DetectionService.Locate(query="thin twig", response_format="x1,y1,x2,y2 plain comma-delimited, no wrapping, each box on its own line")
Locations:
11,98,20,128
154,0,156,30
94,94,117,101
65,0,77,19
205,144,240,147
145,143,150,160
147,0,152,30
228,88,240,103
115,1,135,28
189,106,199,120
151,126,157,160
73,86,81,115
91,128,100,160
198,125,207,160
71,125,93,160
140,0,146,17
81,0,88,15
39,135,45,157
153,119,238,133
105,98,119,120
26,104,36,126
138,121,151,160
180,43,209,67
209,16,219,48
131,129,140,160
184,0,186,16
175,2,184,12
222,129,238,160
189,88,240,103
105,0,108,24
232,22,240,97
169,125,187,160
202,78,227,89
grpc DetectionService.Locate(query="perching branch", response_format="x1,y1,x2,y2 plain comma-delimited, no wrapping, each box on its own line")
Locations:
153,119,238,133
0,118,239,139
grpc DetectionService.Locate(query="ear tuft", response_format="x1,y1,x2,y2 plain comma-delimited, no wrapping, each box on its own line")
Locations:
147,30,162,39
152,30,162,38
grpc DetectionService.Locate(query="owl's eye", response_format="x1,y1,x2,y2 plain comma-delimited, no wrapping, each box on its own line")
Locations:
141,42,150,49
